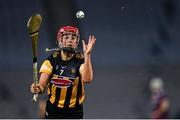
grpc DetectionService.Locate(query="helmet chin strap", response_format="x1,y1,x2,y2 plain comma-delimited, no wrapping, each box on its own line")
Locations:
62,47,76,54
58,43,77,54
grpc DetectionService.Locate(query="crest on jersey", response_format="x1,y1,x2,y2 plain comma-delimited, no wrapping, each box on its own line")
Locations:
53,52,58,58
71,68,76,74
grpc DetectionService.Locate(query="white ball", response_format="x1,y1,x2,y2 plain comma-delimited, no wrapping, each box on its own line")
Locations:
76,10,85,19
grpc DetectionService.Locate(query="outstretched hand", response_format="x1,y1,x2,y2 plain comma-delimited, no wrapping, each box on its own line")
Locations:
82,35,96,55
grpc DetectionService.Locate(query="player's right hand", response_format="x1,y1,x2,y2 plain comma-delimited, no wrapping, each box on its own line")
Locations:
31,83,41,94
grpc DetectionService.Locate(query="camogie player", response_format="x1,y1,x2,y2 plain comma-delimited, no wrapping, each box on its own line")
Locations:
31,26,96,119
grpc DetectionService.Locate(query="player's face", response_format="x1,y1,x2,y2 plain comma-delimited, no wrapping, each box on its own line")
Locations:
58,32,78,49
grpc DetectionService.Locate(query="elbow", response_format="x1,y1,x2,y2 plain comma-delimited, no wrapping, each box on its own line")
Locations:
83,76,93,83
81,71,93,83
84,80,92,83
84,79,92,83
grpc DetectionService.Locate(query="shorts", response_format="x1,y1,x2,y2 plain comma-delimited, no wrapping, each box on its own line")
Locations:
45,100,83,119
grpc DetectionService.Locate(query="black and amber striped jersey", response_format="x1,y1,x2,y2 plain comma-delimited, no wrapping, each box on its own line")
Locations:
39,51,85,108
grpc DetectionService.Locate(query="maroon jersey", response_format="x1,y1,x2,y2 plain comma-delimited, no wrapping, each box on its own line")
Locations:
151,91,169,119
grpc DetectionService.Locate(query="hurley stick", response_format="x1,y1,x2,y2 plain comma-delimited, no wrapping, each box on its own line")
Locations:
27,14,42,102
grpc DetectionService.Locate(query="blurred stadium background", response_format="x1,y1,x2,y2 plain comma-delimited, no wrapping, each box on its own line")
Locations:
0,0,180,118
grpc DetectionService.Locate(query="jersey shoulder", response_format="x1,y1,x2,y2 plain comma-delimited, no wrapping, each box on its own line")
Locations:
74,51,84,60
47,51,60,60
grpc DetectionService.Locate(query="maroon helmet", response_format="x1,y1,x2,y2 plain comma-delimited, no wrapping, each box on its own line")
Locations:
56,26,80,53
57,26,79,42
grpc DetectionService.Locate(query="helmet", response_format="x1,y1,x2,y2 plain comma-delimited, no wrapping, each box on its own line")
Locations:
56,26,80,53
57,26,79,42
150,77,164,92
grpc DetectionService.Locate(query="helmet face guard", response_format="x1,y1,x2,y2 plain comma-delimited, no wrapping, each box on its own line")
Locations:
57,26,79,54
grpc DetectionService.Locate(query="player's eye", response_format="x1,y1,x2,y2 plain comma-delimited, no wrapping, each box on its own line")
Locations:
63,36,69,40
71,36,76,40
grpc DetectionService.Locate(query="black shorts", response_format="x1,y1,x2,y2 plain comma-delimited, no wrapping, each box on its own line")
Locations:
45,100,83,119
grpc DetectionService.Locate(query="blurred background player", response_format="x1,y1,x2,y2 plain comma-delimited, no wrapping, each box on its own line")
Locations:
30,26,96,119
150,77,170,119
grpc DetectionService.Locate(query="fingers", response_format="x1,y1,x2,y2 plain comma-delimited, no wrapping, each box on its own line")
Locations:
89,35,96,49
89,35,96,45
82,35,96,54
83,35,96,45
31,83,40,94
82,40,86,51
88,36,91,44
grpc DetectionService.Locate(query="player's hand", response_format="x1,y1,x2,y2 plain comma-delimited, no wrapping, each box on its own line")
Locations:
82,35,96,55
31,83,42,94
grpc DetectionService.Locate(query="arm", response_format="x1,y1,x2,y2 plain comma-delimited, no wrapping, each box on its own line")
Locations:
31,59,53,94
31,73,50,94
80,35,96,83
80,54,93,83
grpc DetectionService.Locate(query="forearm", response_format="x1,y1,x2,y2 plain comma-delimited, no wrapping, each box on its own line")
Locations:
38,73,50,94
82,54,93,82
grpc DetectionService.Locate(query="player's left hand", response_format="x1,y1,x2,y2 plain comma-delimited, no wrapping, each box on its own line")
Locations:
82,35,96,55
